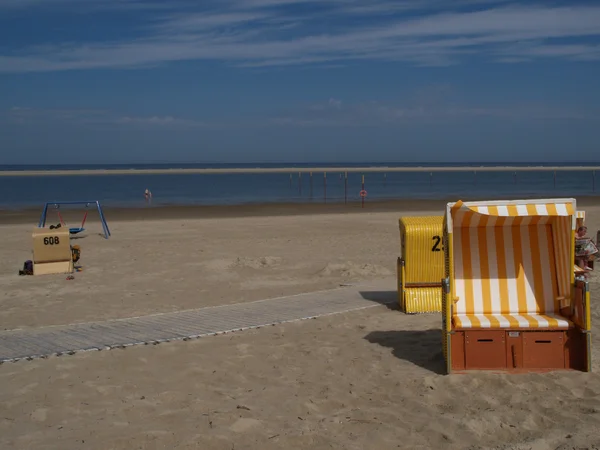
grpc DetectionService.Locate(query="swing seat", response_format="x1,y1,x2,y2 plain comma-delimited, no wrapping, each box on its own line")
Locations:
58,210,88,235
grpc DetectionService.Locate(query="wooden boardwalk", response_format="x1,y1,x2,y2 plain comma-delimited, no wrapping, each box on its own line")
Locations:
0,282,396,363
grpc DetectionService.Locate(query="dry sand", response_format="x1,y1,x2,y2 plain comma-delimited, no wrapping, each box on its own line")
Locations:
1,202,600,449
2,165,599,177
0,206,410,329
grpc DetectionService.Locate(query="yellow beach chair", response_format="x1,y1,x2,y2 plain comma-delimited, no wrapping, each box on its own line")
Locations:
441,198,591,373
397,216,444,313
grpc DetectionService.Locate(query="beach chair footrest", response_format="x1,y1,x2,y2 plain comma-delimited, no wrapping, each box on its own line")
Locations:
449,329,587,372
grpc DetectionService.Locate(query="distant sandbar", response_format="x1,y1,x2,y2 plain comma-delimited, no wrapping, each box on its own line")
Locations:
1,166,599,177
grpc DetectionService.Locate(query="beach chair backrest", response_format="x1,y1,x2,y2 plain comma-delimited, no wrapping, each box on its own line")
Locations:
445,199,575,316
398,216,444,285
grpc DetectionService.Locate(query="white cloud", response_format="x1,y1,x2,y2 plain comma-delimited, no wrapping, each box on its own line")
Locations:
0,1,599,72
116,115,210,127
5,107,211,128
327,98,342,109
4,96,598,130
0,0,179,11
8,106,107,120
270,97,599,127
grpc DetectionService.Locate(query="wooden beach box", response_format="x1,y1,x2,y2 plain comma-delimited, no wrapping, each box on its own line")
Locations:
32,227,73,275
397,216,445,313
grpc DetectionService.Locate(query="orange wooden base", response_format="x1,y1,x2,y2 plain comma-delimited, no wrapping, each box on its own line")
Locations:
450,329,588,372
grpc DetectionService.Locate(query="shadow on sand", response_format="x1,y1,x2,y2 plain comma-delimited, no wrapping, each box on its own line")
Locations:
364,329,446,374
359,290,399,311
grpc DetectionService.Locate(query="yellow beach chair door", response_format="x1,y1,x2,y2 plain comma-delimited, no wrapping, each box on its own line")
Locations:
573,279,591,331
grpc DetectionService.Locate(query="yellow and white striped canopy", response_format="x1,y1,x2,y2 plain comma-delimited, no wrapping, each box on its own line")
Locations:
447,199,576,229
446,198,576,319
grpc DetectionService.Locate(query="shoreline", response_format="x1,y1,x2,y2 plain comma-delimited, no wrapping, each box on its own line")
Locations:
1,165,600,177
2,196,600,225
0,199,446,225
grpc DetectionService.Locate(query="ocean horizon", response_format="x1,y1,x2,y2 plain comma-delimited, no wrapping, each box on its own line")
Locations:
0,162,598,209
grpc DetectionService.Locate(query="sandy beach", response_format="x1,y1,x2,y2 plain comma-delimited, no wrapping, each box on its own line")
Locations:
1,165,600,177
1,201,600,449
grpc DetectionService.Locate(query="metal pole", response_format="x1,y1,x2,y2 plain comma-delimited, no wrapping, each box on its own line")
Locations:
39,203,49,227
514,172,517,184
96,201,111,239
344,171,348,204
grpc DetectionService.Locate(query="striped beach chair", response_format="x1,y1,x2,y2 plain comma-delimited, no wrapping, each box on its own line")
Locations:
442,198,591,373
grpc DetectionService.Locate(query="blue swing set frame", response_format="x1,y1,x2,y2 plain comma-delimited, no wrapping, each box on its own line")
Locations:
38,201,111,239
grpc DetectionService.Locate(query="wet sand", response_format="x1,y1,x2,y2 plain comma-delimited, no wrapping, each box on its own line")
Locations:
0,199,447,225
3,196,600,226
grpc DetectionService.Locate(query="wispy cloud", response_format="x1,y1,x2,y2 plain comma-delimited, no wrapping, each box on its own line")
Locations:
6,106,211,128
269,96,600,127
115,115,210,128
0,0,180,11
1,1,599,73
5,95,598,130
7,106,108,123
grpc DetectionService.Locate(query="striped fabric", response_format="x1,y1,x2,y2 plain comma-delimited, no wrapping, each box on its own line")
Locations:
448,199,575,329
453,313,571,329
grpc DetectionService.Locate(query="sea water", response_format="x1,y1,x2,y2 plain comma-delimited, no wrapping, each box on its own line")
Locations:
0,162,597,209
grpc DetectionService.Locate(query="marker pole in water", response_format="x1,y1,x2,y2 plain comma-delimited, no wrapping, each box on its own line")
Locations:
361,175,365,209
474,170,477,185
429,172,432,187
554,171,556,189
310,172,313,199
298,172,302,195
384,173,387,188
514,172,517,184
344,171,348,204
289,173,292,189
593,170,596,192
324,172,327,203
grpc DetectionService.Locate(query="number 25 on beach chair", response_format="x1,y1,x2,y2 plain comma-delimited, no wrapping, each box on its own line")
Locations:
397,216,445,313
441,198,591,373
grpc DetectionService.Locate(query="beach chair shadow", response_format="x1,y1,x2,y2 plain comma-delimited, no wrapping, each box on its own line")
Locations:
364,329,445,374
359,290,399,311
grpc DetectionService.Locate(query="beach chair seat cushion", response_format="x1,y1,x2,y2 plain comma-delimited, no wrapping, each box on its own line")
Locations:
452,313,572,329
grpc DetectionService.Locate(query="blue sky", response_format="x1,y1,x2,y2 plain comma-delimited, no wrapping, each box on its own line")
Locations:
0,0,599,164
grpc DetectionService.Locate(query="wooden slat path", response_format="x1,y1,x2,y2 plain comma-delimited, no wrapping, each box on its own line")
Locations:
0,282,395,363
